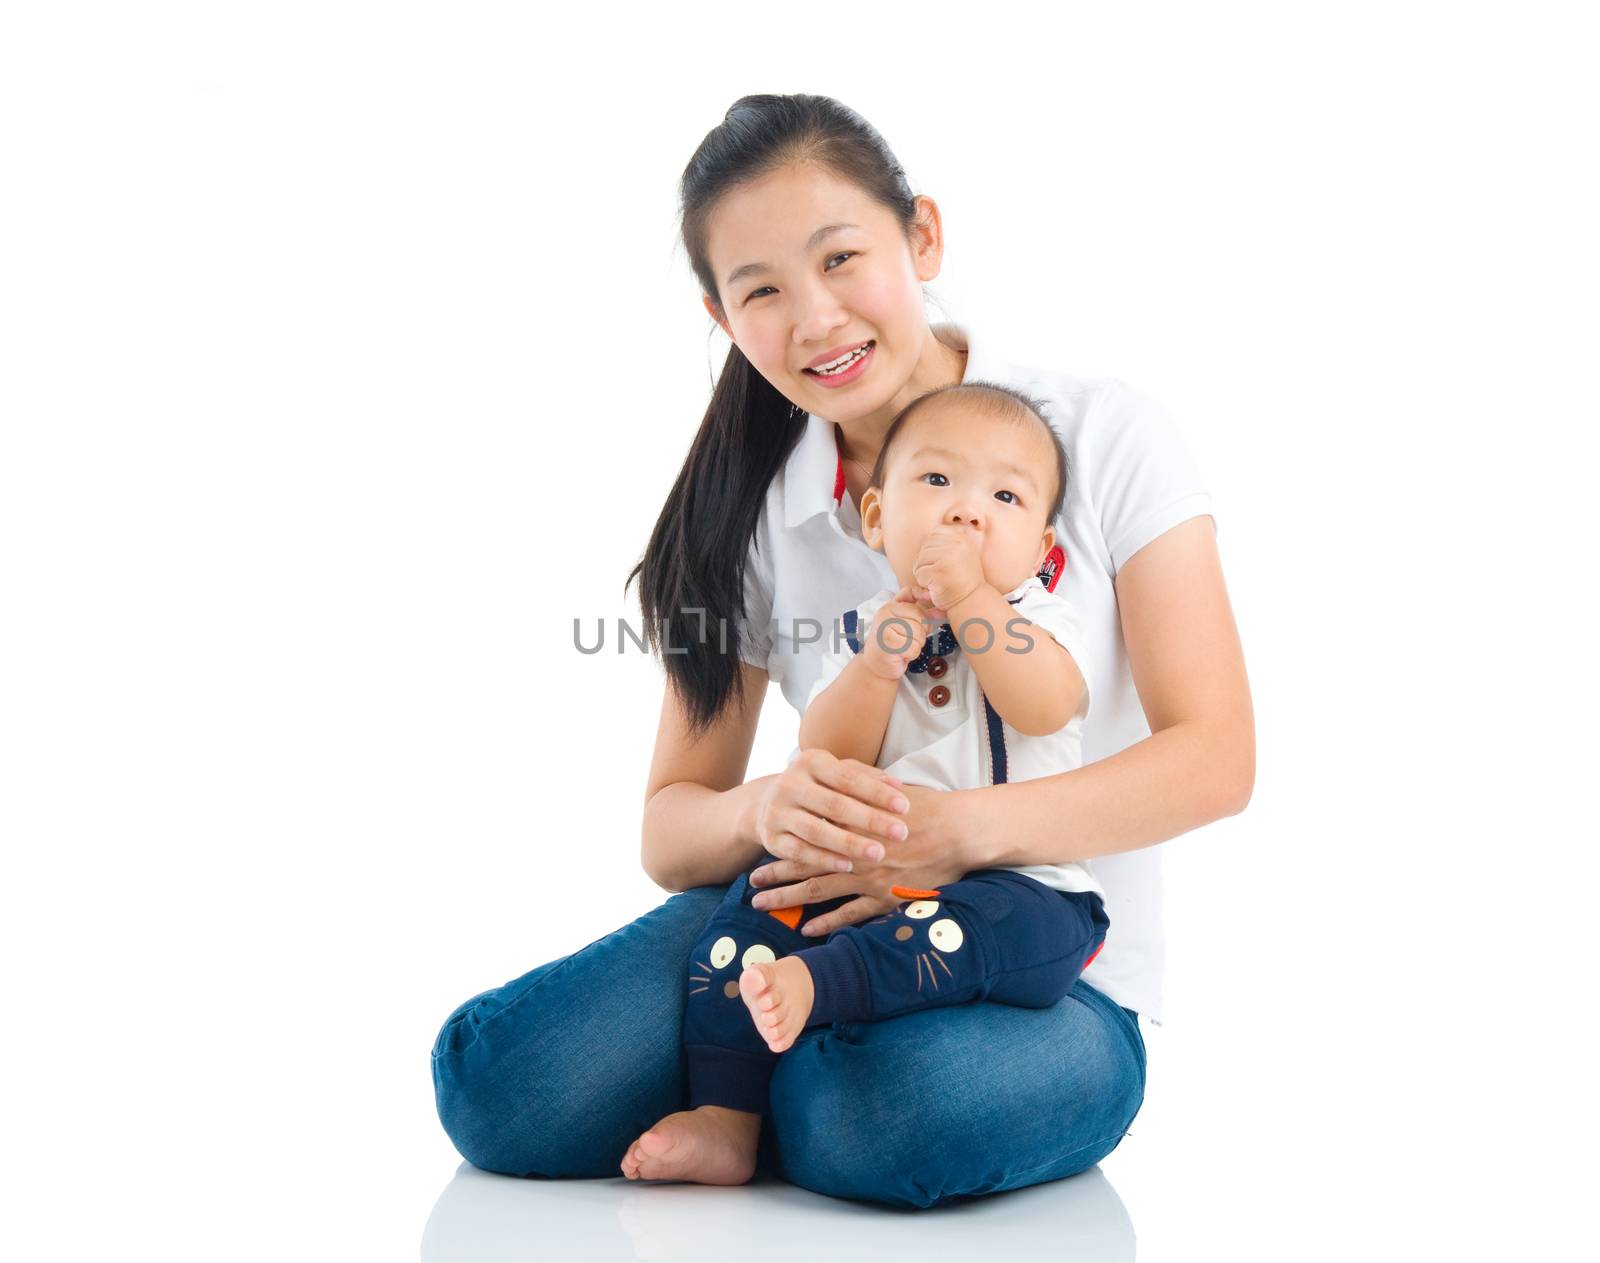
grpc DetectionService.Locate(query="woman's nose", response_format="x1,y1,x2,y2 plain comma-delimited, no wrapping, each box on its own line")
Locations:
791,279,847,345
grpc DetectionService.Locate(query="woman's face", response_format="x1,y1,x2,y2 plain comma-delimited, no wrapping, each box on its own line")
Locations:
700,162,950,428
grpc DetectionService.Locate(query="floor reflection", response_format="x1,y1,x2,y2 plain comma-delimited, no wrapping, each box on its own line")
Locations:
422,1160,1135,1261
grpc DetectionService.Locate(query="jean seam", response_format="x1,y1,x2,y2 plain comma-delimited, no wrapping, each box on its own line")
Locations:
1108,998,1147,1092
1076,981,1145,1070
997,1126,1131,1190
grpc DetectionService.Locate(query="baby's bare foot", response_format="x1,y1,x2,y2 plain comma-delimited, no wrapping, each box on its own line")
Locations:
739,957,815,1054
619,1106,760,1185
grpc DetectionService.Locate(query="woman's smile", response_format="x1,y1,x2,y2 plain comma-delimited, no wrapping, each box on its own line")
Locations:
802,339,876,388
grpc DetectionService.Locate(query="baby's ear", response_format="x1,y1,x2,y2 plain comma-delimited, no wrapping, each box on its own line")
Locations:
860,487,886,551
1034,524,1056,568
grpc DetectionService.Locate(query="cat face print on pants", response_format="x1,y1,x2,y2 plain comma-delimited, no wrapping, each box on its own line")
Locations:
689,936,777,999
866,898,966,993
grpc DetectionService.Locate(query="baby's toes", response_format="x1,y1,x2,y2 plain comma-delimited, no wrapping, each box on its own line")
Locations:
758,995,786,1026
739,964,774,1007
768,1028,798,1054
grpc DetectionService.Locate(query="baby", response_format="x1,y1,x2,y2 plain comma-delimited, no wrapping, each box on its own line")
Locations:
621,382,1108,1186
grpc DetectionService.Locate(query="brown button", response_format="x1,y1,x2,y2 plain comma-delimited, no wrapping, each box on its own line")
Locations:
926,655,949,679
928,684,951,707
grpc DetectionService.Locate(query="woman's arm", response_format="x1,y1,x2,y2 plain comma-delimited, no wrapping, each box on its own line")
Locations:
964,515,1254,867
641,661,911,893
640,662,771,892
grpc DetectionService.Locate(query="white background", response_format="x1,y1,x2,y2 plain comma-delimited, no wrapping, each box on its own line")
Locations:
3,2,1596,1259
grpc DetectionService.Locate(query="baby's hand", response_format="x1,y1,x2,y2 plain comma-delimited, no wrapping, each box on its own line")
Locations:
859,590,939,681
911,526,988,611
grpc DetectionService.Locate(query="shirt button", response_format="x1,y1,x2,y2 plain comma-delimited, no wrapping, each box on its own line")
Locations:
926,656,949,679
928,684,951,707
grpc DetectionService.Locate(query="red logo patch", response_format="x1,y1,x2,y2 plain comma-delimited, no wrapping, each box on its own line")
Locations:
1037,544,1066,592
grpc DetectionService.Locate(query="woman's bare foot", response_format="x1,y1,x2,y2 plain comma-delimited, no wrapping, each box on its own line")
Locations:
739,957,815,1054
619,1105,761,1185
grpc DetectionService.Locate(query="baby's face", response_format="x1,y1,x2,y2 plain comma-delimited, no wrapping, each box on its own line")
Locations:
862,399,1058,598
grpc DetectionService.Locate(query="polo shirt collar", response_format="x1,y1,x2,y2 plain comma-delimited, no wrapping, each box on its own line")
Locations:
781,321,1005,530
782,410,848,530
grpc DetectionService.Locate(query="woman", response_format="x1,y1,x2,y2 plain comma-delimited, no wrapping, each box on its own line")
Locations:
432,93,1254,1210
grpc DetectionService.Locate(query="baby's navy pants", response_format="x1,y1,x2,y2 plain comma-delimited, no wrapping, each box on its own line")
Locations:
684,863,1109,1115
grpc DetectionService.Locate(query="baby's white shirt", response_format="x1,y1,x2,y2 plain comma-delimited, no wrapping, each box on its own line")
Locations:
803,575,1104,899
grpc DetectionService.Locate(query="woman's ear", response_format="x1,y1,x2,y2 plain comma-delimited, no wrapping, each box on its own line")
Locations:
703,292,734,341
860,487,886,551
908,195,946,283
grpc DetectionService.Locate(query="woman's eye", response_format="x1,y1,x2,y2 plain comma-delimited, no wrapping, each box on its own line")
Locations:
994,489,1018,504
922,472,948,487
747,253,851,302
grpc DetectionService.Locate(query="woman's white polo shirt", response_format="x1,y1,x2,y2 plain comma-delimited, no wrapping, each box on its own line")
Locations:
735,321,1215,1026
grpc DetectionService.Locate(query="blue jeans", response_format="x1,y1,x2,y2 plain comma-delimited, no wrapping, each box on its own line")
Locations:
432,878,1147,1210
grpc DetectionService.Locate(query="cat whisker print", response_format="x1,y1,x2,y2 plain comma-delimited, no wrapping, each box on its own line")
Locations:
888,899,967,991
915,948,958,992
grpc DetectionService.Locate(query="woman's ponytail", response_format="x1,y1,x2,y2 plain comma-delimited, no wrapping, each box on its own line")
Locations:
628,343,804,735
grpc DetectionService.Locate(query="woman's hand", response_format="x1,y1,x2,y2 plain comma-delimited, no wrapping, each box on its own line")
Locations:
749,783,981,936
751,748,911,876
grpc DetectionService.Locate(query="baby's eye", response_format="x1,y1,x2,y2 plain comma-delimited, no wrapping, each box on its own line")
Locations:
825,251,856,269
745,286,775,302
921,472,948,487
994,489,1019,504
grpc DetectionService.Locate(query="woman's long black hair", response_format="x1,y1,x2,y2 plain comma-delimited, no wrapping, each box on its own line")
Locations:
626,94,920,736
